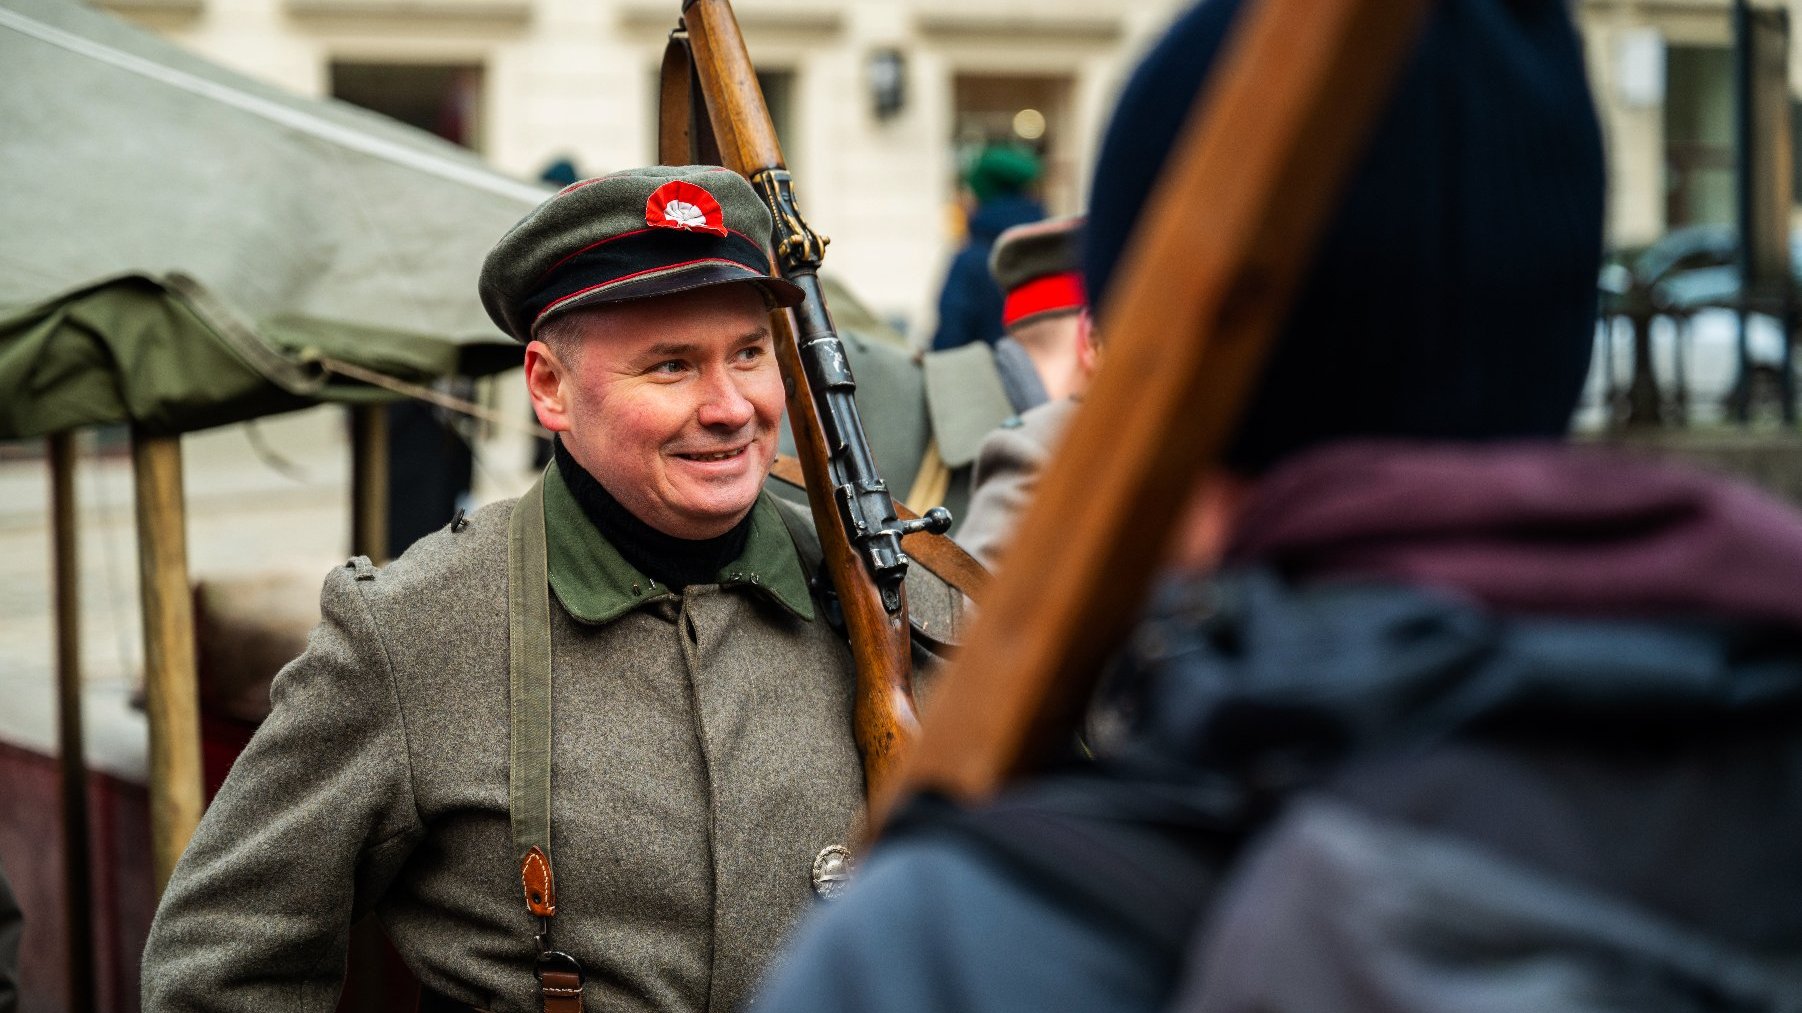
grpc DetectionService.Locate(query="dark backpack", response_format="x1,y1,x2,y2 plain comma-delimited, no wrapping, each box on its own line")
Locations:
899,574,1802,1012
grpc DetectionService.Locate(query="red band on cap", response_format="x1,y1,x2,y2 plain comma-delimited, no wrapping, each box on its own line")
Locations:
1003,272,1086,328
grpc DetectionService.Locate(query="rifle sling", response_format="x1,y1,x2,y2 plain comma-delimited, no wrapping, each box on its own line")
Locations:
658,31,721,166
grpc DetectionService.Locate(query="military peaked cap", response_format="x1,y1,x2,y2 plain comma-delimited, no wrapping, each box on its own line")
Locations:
480,165,803,342
989,214,1086,328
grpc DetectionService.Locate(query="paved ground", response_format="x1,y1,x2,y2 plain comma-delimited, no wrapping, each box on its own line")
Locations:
0,398,536,781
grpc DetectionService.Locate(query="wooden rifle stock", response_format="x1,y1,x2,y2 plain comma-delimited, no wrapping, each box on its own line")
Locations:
671,0,941,800
873,0,1429,826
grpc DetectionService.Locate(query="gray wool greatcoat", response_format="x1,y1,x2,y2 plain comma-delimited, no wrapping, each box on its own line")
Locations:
957,397,1077,568
141,464,964,1013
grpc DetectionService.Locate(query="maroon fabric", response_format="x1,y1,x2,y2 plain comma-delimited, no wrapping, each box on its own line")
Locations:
1225,440,1802,632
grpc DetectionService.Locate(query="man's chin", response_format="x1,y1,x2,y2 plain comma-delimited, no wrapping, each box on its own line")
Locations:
666,485,763,536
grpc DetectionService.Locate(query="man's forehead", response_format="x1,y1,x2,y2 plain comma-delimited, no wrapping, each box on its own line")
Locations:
634,329,770,356
559,302,772,357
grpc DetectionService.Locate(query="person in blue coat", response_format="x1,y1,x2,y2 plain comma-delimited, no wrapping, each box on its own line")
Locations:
750,1,1802,1011
929,145,1044,352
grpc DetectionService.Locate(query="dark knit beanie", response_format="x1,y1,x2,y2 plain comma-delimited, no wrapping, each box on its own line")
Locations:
1084,0,1605,474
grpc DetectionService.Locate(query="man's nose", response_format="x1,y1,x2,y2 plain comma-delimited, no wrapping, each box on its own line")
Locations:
696,367,756,429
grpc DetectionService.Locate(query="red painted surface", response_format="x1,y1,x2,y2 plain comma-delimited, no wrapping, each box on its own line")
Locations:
1,709,415,1012
0,741,152,1013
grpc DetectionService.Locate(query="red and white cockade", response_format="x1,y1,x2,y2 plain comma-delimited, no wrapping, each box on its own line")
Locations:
645,179,729,237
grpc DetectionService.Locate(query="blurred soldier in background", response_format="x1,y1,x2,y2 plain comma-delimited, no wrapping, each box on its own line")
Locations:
957,215,1093,566
985,215,1089,405
780,216,1088,532
752,1,1802,1011
930,144,1044,353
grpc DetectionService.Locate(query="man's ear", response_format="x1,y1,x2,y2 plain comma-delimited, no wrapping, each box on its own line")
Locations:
524,339,575,433
1075,311,1100,385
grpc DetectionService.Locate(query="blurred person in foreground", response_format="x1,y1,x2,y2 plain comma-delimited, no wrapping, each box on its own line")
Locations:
751,1,1802,1011
930,144,1044,352
957,214,1095,566
141,166,961,1012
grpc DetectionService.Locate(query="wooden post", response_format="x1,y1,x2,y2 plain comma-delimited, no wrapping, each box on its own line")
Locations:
131,428,204,896
350,405,390,563
344,407,399,1010
49,431,95,1010
1748,8,1793,424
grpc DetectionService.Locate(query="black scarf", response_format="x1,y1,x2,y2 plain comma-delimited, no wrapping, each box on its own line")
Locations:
553,438,752,591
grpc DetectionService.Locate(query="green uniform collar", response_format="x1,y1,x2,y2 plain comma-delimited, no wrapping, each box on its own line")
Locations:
541,463,814,626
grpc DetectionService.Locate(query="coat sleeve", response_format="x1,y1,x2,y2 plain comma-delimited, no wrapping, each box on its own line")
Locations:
958,423,1052,569
957,399,1076,568
142,564,425,1012
749,837,1168,1013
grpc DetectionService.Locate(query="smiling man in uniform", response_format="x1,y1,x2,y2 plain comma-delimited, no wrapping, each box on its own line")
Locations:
140,165,933,1012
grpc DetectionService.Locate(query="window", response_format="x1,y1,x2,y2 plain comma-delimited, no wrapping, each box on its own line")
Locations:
951,73,1076,213
1665,45,1734,228
329,61,485,150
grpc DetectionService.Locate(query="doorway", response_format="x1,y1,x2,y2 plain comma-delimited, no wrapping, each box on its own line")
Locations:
951,73,1076,213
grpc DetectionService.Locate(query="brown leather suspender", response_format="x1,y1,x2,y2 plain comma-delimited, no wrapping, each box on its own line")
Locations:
507,475,586,1013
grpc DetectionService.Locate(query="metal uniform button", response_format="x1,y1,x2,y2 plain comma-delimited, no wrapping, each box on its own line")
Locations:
811,845,853,899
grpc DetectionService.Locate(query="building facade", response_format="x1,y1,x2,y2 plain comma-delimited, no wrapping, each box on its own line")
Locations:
103,0,1802,328
1579,0,1798,250
106,0,1189,336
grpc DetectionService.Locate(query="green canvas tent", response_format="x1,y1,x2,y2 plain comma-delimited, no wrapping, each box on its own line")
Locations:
1,0,555,979
0,0,546,440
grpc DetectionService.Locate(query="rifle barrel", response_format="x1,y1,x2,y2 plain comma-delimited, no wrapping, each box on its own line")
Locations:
681,0,923,798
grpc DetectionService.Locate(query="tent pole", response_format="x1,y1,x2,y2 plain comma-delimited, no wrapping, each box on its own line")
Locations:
350,405,390,562
49,431,96,1010
131,428,204,896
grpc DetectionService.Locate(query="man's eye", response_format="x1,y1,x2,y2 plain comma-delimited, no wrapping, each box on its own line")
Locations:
735,346,765,363
651,360,685,375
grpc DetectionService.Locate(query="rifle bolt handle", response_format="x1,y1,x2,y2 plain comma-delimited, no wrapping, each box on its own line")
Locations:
898,507,953,537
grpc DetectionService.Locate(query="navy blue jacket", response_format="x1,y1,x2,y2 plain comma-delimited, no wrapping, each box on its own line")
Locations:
930,196,1043,353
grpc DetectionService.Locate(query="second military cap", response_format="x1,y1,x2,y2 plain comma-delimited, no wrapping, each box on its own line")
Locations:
990,214,1086,329
480,165,803,342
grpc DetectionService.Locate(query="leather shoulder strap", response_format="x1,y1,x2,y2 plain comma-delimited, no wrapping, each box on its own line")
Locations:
507,475,588,1010
658,30,721,166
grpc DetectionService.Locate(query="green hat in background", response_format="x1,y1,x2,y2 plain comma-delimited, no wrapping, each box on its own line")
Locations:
479,164,803,343
964,144,1041,203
